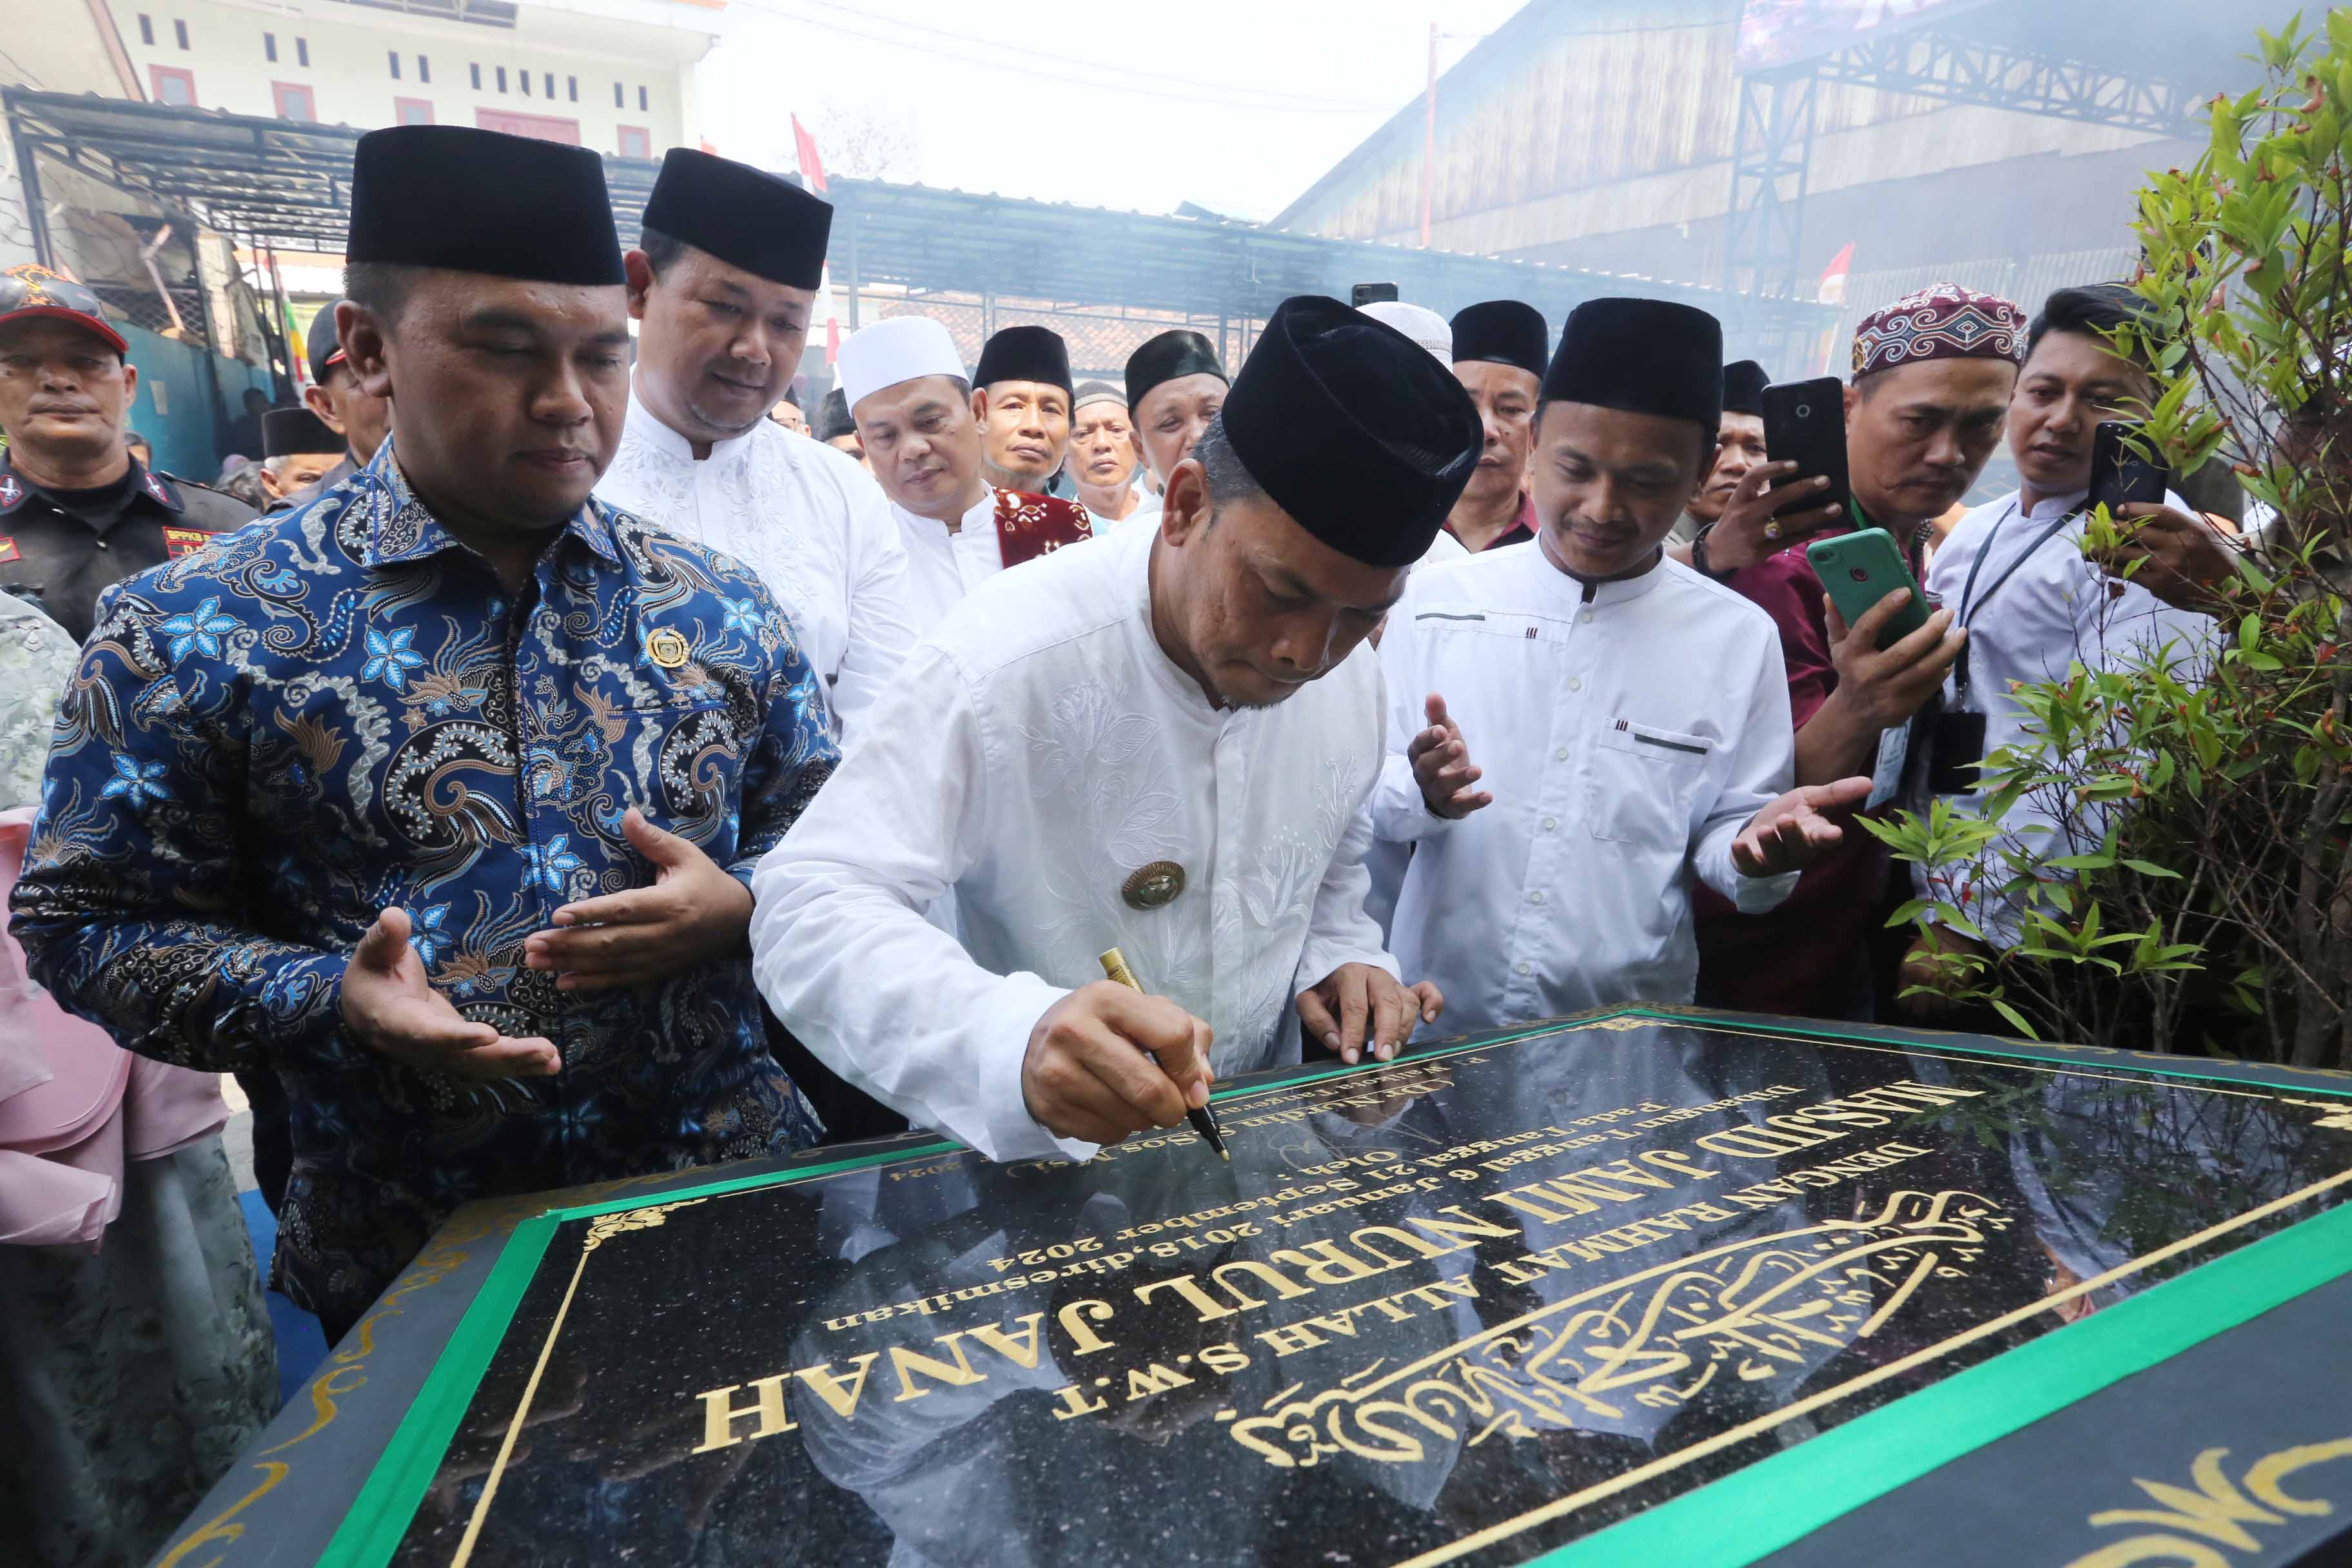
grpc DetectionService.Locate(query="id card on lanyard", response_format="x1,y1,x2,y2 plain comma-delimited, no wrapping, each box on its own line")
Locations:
1927,498,2083,795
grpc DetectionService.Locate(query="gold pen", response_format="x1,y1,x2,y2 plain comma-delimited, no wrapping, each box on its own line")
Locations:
1099,946,1229,1161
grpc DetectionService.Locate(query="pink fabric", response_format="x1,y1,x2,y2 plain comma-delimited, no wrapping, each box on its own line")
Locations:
0,807,226,1247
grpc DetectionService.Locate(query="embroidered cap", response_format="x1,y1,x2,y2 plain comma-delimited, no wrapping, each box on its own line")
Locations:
1072,380,1126,413
1360,300,1451,362
1851,282,2024,379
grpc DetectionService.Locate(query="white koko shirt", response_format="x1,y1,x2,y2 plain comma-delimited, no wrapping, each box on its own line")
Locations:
1916,485,2215,947
598,389,921,745
891,488,1021,631
750,518,1398,1163
1371,542,1800,1032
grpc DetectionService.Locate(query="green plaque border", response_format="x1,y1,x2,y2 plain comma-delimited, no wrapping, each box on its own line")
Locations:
315,1010,2352,1568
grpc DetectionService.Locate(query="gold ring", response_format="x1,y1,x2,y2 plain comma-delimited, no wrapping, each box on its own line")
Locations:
1763,521,1781,540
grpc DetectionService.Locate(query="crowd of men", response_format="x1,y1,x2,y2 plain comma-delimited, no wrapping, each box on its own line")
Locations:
0,120,2262,1562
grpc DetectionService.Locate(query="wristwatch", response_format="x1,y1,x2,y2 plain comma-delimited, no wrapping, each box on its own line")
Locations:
1690,524,1736,582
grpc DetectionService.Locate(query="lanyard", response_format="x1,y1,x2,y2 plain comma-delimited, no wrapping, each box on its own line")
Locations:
1951,496,2082,703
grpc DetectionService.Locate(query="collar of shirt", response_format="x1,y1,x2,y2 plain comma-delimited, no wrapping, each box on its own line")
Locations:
2017,485,2090,524
355,436,620,571
623,382,760,469
0,453,180,522
1529,536,1669,609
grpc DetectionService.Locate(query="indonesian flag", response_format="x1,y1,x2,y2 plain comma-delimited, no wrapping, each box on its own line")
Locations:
826,317,841,366
1818,242,1856,306
792,115,827,195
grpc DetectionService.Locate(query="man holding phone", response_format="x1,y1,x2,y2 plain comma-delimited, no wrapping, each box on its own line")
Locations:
1902,284,2226,1006
1690,283,2018,1019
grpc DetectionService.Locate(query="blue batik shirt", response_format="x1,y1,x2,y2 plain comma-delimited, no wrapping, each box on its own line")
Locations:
11,441,839,1328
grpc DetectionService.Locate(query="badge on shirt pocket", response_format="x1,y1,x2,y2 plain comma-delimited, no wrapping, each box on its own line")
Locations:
1585,719,1712,844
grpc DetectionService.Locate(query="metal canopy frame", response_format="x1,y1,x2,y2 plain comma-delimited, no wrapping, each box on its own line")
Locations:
1721,1,2208,366
5,88,1824,357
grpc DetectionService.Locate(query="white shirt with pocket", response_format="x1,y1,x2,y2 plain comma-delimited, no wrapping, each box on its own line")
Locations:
1371,541,1800,1032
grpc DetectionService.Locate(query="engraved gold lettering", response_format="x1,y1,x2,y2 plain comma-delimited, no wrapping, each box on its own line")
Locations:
1640,1148,1720,1181
965,1313,1047,1370
2243,1436,2352,1514
1125,1362,1197,1400
1405,1205,1524,1248
1050,1384,1110,1421
1692,1121,1850,1159
1254,1320,1330,1357
1211,1259,1313,1311
1132,1275,1233,1324
888,1332,986,1404
1198,1342,1251,1375
1056,1297,1119,1353
692,1375,794,1453
792,1353,881,1419
1346,1224,1460,1266
1270,1239,1391,1286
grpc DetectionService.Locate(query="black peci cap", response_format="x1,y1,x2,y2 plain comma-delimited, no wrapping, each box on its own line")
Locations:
345,124,625,286
974,325,1072,395
1722,359,1769,417
1219,295,1482,569
1541,297,1723,431
814,386,856,442
1125,329,1226,411
639,147,832,290
1450,300,1548,378
262,405,343,458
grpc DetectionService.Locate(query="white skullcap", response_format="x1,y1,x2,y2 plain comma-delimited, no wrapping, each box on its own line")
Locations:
1360,300,1452,362
838,315,966,411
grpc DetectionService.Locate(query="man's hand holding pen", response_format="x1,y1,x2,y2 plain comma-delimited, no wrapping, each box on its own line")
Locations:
1023,981,1215,1148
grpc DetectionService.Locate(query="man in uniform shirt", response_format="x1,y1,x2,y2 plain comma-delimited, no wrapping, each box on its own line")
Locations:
973,324,1075,498
754,295,1475,1159
11,125,840,1342
838,314,1092,631
282,300,393,517
1069,379,1145,531
0,265,255,641
1124,329,1228,528
1669,359,1769,547
259,406,349,509
1372,298,1872,1032
1442,300,1547,553
596,148,919,745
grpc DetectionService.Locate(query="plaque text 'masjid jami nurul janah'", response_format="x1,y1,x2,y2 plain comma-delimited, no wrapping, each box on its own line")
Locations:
390,1018,2352,1567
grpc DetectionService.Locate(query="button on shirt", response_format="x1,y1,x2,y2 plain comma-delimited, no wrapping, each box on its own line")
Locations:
1916,486,2216,947
1372,542,1800,1032
8,442,840,1329
597,389,920,745
0,455,256,640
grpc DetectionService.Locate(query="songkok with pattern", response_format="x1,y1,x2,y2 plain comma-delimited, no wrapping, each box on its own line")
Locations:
346,124,624,286
1451,300,1548,378
1220,294,1482,569
263,406,342,458
1360,300,1451,362
1125,329,1225,410
1073,380,1126,413
640,148,832,290
1851,282,2024,379
838,316,965,411
974,326,1072,395
1542,297,1723,430
1722,359,1769,417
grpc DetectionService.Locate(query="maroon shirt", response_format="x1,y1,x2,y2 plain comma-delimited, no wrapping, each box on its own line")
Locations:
1693,544,1890,1018
1449,491,1536,551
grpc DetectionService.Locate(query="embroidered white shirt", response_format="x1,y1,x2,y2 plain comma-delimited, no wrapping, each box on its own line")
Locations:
750,518,1397,1163
1371,542,1799,1032
890,488,1022,632
598,389,920,745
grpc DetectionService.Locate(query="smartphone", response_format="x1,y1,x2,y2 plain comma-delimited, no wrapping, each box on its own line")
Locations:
2088,420,2173,514
1761,377,1852,523
1350,282,1399,307
1808,527,1932,651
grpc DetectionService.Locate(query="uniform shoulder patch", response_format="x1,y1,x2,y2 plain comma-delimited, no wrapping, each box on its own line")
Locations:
162,526,217,559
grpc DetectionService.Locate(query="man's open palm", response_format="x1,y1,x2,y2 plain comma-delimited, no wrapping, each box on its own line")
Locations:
342,907,560,1079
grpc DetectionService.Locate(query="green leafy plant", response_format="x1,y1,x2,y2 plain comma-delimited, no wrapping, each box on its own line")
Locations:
1868,13,2352,1068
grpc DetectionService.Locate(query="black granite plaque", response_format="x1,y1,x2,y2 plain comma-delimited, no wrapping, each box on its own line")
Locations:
344,1016,2352,1567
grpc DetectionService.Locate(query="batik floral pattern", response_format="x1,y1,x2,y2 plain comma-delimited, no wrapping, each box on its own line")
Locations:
8,441,838,1329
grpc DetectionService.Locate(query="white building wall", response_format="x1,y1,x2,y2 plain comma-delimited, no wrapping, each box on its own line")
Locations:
111,0,712,157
